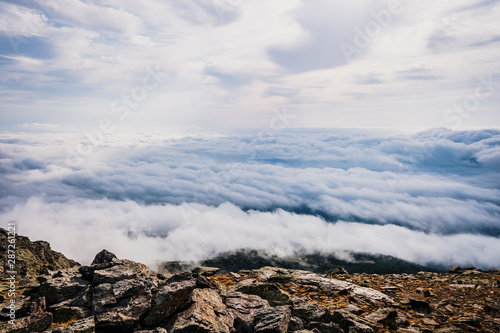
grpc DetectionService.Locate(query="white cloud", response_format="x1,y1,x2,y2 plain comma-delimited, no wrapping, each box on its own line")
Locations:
0,129,499,269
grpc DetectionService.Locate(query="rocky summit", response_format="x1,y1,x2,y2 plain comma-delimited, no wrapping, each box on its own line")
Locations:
1,231,499,332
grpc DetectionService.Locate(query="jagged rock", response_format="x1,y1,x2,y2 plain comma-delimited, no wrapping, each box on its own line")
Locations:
327,267,349,276
0,311,53,333
46,316,95,333
38,268,90,306
288,316,304,331
252,305,291,333
192,266,220,277
91,249,117,265
292,303,334,323
143,278,197,327
0,228,79,287
92,260,150,285
169,288,233,333
196,274,220,290
332,309,375,333
305,322,343,333
408,298,431,313
234,279,291,306
53,306,91,323
166,271,194,283
364,308,398,328
135,329,168,333
93,278,153,332
225,291,270,324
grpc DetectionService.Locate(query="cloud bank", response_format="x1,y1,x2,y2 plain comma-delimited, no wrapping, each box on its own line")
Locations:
0,128,499,269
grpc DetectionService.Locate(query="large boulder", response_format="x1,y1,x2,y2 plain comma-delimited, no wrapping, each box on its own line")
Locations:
38,268,90,306
143,278,197,327
168,288,233,333
252,305,291,333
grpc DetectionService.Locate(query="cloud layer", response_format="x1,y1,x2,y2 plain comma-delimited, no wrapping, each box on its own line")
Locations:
0,128,499,268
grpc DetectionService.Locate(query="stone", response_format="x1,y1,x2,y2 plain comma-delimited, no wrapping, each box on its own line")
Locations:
235,279,291,306
292,303,335,323
252,306,291,333
143,278,197,327
38,269,90,306
409,298,431,313
225,291,270,324
92,260,150,285
332,309,375,333
91,249,117,265
306,322,343,333
327,267,349,276
53,306,92,323
169,288,233,333
364,308,398,329
192,266,220,277
93,278,153,332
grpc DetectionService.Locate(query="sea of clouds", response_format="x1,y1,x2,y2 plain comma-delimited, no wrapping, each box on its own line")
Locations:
1,128,499,269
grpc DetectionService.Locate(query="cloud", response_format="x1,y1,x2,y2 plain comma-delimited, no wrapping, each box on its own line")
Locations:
0,129,499,269
1,197,499,270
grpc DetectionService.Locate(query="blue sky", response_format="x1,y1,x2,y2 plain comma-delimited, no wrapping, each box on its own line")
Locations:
0,0,500,132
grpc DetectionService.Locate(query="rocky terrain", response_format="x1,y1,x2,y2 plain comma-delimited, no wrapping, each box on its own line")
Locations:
1,230,499,332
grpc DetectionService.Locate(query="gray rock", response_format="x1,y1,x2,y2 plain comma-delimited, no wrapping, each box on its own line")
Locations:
364,308,398,329
53,306,92,324
292,303,334,323
143,278,197,327
225,291,270,324
253,306,291,333
192,266,220,277
306,322,343,333
332,309,375,333
169,288,233,333
91,249,117,265
38,269,90,306
235,279,291,306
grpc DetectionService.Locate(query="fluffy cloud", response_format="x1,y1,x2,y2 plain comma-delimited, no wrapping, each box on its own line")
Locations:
0,129,499,268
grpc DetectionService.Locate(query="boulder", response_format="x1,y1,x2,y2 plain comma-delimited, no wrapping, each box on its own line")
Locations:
252,305,291,333
169,288,233,333
91,249,117,265
234,279,291,306
143,278,197,327
225,291,270,324
192,266,220,277
332,309,375,333
38,269,90,306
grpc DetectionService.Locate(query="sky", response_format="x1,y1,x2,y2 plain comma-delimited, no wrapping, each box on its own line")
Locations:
0,0,499,132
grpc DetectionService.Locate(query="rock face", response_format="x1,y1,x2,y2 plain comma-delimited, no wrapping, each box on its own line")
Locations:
1,233,500,332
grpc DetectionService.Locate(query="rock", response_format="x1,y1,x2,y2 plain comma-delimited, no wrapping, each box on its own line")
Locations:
225,291,270,324
196,274,220,290
169,288,233,333
252,305,291,333
91,249,117,265
0,311,53,333
92,260,150,285
235,279,291,306
332,309,375,333
0,228,79,287
192,266,220,277
38,269,90,306
143,278,197,327
292,303,334,323
47,316,95,333
52,306,91,323
288,316,304,331
135,329,168,333
93,278,154,332
327,267,349,276
409,298,431,313
306,322,343,333
364,308,398,329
